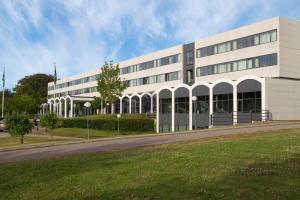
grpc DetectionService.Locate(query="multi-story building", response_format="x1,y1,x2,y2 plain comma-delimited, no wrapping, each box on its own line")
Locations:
43,17,300,133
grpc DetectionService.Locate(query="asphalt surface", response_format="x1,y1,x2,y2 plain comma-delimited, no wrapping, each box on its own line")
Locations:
1,122,300,164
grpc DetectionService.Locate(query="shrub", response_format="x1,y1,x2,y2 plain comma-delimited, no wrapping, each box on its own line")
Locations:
40,113,60,139
60,114,154,132
6,112,33,144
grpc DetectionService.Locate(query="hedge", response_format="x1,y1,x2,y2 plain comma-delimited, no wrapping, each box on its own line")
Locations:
59,114,155,132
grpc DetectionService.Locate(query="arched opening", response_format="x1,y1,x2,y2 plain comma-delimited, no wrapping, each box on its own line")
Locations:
141,93,151,113
131,95,140,113
237,79,262,123
174,87,189,131
213,82,233,125
192,84,210,129
159,89,172,132
122,96,130,113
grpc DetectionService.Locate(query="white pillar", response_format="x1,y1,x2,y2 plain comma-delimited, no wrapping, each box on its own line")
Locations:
139,96,142,114
64,101,67,118
171,91,175,132
150,95,153,114
233,84,237,125
156,93,159,133
59,101,62,118
111,103,115,114
119,98,123,114
129,97,132,114
209,87,213,128
49,103,52,113
261,78,266,121
189,90,193,131
70,99,74,118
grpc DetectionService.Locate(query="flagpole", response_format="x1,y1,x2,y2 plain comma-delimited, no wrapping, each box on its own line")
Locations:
2,66,5,118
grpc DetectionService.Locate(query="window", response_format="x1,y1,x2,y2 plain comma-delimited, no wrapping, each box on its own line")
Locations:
254,35,260,45
218,64,227,73
260,32,271,44
238,60,247,70
271,30,277,42
185,51,194,65
247,59,253,69
218,43,227,53
232,62,238,71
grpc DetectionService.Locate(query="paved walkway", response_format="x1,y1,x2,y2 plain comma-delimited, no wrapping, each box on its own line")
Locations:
1,122,300,163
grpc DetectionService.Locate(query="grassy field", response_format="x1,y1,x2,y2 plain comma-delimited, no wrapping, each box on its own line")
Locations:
38,128,154,139
0,135,70,149
1,129,300,199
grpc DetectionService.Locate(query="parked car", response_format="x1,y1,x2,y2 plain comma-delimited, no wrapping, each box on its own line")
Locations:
0,117,7,132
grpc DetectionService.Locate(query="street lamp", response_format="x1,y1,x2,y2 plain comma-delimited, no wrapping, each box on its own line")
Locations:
192,96,197,130
84,102,91,139
106,102,110,114
117,114,121,135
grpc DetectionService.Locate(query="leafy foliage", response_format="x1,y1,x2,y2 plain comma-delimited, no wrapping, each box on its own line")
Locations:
5,112,33,144
60,114,154,132
40,113,60,130
97,62,127,105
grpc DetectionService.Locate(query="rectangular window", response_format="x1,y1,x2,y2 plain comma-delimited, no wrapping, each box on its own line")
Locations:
260,32,271,44
254,35,260,45
196,49,201,58
185,51,194,65
238,60,247,70
232,41,237,50
232,62,238,71
271,30,277,42
218,43,227,53
247,59,253,69
218,64,227,73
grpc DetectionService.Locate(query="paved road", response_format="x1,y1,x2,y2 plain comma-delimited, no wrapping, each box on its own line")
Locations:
1,122,300,164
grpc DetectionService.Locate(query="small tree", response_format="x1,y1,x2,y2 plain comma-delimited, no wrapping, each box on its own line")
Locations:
40,113,59,140
6,112,33,144
97,61,127,113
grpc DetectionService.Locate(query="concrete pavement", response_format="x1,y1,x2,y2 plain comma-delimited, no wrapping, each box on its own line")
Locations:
1,122,300,163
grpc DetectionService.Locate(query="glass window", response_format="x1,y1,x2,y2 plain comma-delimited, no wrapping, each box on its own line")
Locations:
238,60,247,70
214,46,218,54
254,35,260,45
260,32,271,44
226,42,231,51
232,62,238,71
196,49,201,58
271,30,277,42
232,41,237,50
247,59,253,69
254,58,259,68
226,63,232,72
218,43,226,53
218,64,227,73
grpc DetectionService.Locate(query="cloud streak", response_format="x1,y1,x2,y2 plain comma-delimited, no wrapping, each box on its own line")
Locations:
0,0,299,89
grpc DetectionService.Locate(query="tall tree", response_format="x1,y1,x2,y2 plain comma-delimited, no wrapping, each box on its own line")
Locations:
97,62,127,112
14,73,54,114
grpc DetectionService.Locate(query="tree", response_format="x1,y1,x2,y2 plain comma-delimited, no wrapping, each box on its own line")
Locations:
40,113,59,140
97,62,127,113
10,93,36,114
0,89,15,115
6,112,33,144
14,73,54,114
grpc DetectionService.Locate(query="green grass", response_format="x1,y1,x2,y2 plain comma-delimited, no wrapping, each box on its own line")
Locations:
41,128,154,139
0,135,69,149
1,129,300,199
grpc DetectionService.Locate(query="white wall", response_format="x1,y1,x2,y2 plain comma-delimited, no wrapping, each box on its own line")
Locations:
265,78,300,120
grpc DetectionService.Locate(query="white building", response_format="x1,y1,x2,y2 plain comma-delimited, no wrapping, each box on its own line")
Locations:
43,17,300,133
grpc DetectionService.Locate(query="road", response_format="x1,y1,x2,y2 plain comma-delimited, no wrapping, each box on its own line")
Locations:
1,122,300,163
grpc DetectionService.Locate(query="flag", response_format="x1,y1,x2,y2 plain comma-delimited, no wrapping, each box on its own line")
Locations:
2,67,5,88
54,62,57,84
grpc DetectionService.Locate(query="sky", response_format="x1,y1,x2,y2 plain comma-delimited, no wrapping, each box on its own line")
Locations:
0,0,300,89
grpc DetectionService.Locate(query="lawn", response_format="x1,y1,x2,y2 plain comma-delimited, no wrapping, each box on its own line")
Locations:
1,129,300,199
0,135,70,149
38,128,154,139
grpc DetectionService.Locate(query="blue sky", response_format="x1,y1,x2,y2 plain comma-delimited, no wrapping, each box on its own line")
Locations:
0,0,300,89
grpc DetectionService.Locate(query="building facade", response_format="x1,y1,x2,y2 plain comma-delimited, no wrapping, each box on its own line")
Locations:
44,17,300,133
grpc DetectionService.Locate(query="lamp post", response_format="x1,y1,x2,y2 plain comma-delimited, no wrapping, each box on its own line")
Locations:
117,114,121,135
106,102,109,114
84,102,91,139
192,96,197,130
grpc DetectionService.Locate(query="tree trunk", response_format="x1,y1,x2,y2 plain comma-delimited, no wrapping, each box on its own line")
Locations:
20,135,24,144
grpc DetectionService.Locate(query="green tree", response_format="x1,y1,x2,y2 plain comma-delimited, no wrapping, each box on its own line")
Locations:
10,93,36,114
6,112,33,144
40,113,59,140
0,89,15,115
14,73,54,114
97,62,127,113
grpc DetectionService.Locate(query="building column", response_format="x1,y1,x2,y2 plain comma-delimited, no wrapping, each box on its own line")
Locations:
119,98,122,114
70,99,74,118
111,103,115,114
156,93,159,133
261,78,266,121
150,95,153,114
139,96,142,114
209,87,213,128
64,101,67,118
189,90,193,131
129,97,132,114
49,103,52,113
233,84,237,125
59,101,62,118
171,91,175,132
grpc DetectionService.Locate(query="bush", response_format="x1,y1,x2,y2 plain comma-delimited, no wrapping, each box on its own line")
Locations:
40,113,60,139
60,114,154,132
6,112,33,144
